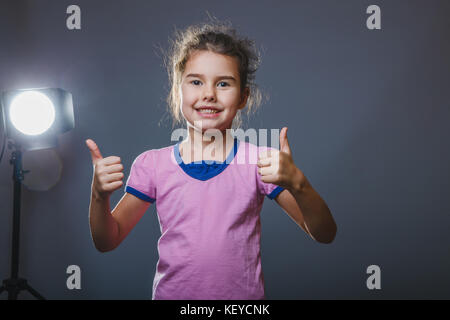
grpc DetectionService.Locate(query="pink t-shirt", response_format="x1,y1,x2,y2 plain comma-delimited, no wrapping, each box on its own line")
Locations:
125,138,284,300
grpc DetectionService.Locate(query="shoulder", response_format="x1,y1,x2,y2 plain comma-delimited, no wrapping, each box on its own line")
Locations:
132,144,175,164
240,139,277,152
236,139,277,164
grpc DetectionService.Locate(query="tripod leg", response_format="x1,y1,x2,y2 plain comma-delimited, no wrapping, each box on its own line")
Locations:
1,280,21,300
8,287,19,300
25,283,45,300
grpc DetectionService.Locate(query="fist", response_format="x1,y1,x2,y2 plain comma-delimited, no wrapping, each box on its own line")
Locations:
257,127,305,190
86,139,124,199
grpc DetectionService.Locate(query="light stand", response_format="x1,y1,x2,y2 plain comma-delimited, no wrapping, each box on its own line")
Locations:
0,87,74,300
0,141,45,300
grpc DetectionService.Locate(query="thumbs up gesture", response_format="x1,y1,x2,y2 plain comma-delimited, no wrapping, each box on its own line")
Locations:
86,139,124,199
257,127,306,191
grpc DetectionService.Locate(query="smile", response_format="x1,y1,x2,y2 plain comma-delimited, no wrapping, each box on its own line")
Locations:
196,109,222,118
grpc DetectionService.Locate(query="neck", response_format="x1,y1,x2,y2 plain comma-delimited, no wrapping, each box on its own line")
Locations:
180,126,235,163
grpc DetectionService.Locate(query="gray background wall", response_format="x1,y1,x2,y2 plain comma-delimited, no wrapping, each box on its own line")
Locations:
0,0,449,299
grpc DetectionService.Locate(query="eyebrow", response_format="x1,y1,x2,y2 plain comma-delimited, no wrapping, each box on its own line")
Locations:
185,73,237,82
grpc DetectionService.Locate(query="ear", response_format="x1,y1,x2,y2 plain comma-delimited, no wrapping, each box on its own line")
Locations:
238,87,250,110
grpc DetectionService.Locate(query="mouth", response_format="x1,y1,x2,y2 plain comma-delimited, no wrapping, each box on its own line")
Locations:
195,106,223,117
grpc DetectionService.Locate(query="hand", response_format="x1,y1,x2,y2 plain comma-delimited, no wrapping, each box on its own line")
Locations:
86,139,124,199
257,127,305,191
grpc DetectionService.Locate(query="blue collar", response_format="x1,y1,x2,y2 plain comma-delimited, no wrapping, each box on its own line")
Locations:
174,138,240,181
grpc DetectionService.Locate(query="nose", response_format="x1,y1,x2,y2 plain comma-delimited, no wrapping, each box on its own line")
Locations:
202,84,216,102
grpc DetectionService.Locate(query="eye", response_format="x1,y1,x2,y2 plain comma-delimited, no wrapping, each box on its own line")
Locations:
218,81,229,87
189,80,229,87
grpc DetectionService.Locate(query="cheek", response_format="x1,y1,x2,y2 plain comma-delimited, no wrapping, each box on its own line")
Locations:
220,90,241,106
181,87,197,107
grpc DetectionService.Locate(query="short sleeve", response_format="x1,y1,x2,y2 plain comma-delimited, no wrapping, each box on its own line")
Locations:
256,146,285,200
125,150,156,203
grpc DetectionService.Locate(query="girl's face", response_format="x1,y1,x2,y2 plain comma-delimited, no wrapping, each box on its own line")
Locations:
180,50,248,132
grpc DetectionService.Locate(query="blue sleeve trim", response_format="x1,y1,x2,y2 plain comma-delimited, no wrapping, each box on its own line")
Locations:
267,186,284,200
126,186,155,203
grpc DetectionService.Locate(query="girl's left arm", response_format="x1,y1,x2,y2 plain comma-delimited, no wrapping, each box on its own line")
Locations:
257,127,337,244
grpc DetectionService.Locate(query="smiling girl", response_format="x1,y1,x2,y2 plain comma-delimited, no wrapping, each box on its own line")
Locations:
86,20,337,300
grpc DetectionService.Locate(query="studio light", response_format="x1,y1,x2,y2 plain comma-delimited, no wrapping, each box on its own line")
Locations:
1,87,74,150
0,87,74,300
9,91,56,135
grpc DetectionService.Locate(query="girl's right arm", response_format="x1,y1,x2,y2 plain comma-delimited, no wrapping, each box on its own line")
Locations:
89,192,150,252
86,139,150,252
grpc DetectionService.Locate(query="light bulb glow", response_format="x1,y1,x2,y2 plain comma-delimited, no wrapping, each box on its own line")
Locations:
9,91,56,135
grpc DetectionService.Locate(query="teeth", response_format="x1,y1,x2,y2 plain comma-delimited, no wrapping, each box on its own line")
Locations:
199,109,219,113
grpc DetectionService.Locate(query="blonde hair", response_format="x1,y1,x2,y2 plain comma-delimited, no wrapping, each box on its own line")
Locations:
163,17,265,130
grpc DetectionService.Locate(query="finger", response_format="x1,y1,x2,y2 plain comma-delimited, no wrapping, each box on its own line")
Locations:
258,148,272,159
257,158,271,167
258,166,274,176
101,156,122,166
103,163,124,173
280,127,292,155
103,180,123,192
259,153,280,164
261,174,278,184
86,139,103,164
104,172,124,183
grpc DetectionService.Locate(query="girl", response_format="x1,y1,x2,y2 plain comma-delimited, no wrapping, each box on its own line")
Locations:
86,21,337,300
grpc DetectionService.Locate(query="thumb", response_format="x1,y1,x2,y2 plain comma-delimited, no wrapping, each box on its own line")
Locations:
85,139,103,164
279,127,291,155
